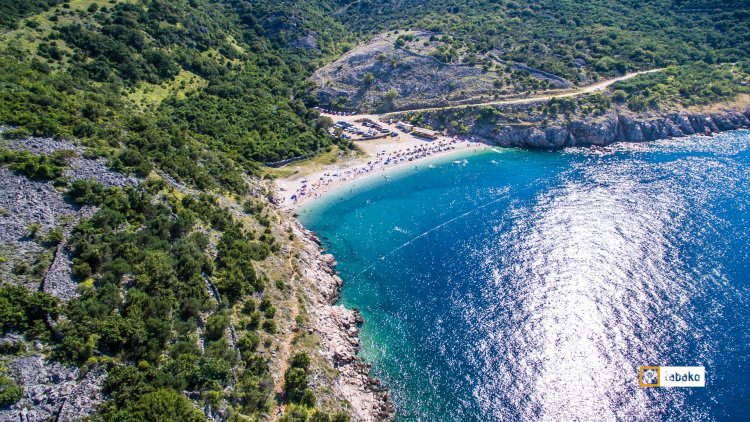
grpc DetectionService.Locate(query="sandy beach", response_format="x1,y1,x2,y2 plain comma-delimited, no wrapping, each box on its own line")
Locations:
275,136,489,210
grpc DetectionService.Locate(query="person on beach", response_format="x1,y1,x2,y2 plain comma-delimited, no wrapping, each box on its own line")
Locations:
284,138,482,205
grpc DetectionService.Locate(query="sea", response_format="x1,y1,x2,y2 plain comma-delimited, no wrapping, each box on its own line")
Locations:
298,130,750,421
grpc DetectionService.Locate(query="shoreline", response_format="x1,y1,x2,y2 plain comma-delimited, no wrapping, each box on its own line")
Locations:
288,218,395,421
278,105,750,212
276,140,491,211
279,102,750,421
418,107,750,150
285,124,750,421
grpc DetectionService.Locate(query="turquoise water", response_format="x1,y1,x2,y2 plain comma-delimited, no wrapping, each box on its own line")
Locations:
299,131,750,420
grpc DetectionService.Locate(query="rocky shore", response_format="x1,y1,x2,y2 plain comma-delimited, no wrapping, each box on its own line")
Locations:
275,106,750,422
469,108,750,149
6,106,747,421
289,220,395,421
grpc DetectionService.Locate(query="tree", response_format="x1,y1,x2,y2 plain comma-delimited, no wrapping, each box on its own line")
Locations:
238,333,260,357
44,227,64,246
281,404,310,422
316,116,334,131
290,352,310,370
0,376,23,407
0,285,59,335
382,88,399,110
283,352,315,405
113,389,204,422
205,312,228,341
283,367,309,403
301,389,317,407
363,72,374,85
241,299,256,315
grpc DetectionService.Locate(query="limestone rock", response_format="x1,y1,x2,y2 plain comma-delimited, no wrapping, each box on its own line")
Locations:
476,109,750,148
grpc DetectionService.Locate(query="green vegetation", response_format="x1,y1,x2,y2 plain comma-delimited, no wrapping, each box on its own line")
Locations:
333,0,750,84
0,169,340,418
280,351,350,421
0,0,341,194
0,0,62,30
0,374,23,407
107,388,205,422
280,404,351,422
2,1,750,420
0,284,59,338
0,177,277,418
284,352,315,406
612,63,750,110
0,148,73,180
2,1,749,183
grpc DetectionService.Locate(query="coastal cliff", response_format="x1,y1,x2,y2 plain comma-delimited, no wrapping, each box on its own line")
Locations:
289,219,395,421
0,131,393,421
457,109,750,149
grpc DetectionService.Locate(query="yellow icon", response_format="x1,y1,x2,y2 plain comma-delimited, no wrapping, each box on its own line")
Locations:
639,366,660,387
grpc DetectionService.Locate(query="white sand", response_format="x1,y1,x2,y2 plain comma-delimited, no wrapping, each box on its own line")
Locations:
275,134,488,210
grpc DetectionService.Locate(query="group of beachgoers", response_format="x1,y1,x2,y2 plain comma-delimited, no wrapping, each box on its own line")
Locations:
281,137,484,205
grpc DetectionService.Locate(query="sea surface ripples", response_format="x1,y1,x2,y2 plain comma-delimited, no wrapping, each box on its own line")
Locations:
300,131,750,421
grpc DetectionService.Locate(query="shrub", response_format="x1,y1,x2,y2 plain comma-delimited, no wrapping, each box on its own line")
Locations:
113,389,204,421
0,285,59,335
612,90,628,103
241,299,256,315
363,72,374,85
261,319,276,334
283,367,308,403
290,352,310,370
0,376,23,407
238,333,260,356
205,313,228,341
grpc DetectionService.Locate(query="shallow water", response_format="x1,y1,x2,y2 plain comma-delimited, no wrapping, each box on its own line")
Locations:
299,131,750,421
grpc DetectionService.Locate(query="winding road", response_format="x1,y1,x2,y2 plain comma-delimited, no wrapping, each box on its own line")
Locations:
326,69,663,121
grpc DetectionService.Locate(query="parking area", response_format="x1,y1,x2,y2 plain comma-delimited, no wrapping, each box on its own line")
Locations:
333,119,398,141
318,110,448,156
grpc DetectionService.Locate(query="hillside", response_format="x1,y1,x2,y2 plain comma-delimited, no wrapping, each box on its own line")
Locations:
389,63,750,147
313,0,750,112
312,30,571,112
331,0,750,83
0,1,384,421
1,1,750,421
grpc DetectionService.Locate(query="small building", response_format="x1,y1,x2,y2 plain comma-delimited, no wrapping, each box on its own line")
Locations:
411,127,439,140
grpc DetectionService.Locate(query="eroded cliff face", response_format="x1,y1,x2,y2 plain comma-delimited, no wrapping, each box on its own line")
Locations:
289,220,395,421
470,109,750,149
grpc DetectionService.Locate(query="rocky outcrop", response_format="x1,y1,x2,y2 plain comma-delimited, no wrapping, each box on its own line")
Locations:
1,134,139,297
290,221,395,421
472,109,750,149
0,167,78,276
491,55,573,88
0,134,138,188
0,355,105,422
0,135,134,420
312,31,555,112
41,206,96,301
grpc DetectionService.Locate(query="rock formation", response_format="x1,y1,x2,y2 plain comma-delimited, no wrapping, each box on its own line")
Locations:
0,354,105,422
290,221,395,421
472,109,750,149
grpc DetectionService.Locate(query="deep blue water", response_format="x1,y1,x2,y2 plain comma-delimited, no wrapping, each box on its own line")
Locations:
299,131,750,421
